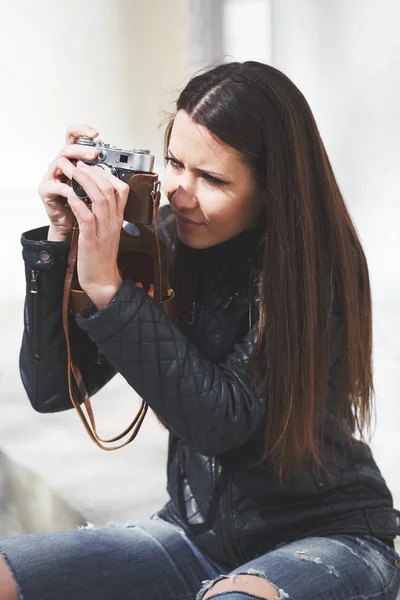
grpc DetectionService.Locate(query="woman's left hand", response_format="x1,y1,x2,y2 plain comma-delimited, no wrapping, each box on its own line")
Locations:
67,160,129,310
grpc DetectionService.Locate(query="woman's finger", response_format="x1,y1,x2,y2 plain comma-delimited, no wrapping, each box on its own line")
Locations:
44,147,98,188
44,156,76,182
38,179,73,201
65,124,99,145
91,166,130,221
67,194,96,243
89,167,121,235
56,144,99,163
72,163,111,237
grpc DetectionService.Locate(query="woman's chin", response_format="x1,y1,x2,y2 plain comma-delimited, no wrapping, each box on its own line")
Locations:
178,232,207,249
177,230,213,249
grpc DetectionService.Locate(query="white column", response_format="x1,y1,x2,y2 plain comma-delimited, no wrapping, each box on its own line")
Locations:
185,0,273,78
222,0,273,64
187,0,224,72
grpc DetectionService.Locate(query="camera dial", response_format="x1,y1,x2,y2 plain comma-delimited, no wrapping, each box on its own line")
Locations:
76,136,96,146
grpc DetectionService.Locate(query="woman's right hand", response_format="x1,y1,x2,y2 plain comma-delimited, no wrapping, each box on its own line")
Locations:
38,124,100,241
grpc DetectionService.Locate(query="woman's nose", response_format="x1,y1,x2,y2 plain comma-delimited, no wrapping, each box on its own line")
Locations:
169,185,198,211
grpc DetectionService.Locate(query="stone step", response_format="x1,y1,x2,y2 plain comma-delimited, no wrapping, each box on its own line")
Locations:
0,450,85,540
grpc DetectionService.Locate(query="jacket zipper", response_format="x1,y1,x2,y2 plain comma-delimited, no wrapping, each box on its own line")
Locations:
213,458,242,566
30,269,41,361
192,266,242,565
221,292,239,309
188,301,197,326
191,283,239,332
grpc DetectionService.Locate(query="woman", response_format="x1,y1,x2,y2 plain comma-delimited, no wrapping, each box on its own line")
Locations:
1,61,399,600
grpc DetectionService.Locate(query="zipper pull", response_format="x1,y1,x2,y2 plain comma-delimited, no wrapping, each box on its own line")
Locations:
222,292,238,309
30,269,39,294
188,301,197,326
97,349,104,364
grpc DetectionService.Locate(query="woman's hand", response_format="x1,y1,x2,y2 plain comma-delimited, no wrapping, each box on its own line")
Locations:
67,160,130,310
38,124,100,241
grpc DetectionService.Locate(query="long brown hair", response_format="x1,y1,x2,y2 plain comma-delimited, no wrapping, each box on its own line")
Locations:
162,61,374,481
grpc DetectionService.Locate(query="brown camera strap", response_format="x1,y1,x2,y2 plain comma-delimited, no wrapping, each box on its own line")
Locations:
61,181,166,451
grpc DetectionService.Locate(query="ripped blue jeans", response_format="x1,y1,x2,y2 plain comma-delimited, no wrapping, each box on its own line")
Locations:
0,514,399,600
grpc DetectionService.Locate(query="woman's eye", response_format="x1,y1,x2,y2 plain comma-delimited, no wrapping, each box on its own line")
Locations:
165,156,226,186
165,156,181,169
202,174,225,186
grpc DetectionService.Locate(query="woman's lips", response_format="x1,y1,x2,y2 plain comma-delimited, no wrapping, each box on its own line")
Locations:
175,214,205,229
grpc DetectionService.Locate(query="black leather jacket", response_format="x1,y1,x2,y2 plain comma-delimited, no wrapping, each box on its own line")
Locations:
19,214,400,568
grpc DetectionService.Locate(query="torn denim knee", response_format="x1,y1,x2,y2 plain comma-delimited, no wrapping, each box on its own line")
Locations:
295,548,340,577
0,549,25,600
196,568,289,600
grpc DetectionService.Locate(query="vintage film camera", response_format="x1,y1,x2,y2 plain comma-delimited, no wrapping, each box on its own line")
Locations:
71,136,160,225
64,136,173,450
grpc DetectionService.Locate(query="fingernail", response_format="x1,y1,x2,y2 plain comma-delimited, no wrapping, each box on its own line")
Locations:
77,160,87,169
85,152,96,159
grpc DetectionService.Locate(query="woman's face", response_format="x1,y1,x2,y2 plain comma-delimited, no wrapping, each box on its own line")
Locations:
163,110,260,249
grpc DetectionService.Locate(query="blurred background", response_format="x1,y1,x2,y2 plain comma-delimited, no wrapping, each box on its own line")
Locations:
0,0,399,542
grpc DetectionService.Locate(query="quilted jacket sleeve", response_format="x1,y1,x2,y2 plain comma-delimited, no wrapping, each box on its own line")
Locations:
76,279,268,455
19,226,116,413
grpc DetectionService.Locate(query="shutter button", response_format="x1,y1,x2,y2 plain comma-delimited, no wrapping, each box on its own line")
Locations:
39,250,51,262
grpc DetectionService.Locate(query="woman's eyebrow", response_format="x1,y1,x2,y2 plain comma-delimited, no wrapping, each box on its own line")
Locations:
167,149,230,181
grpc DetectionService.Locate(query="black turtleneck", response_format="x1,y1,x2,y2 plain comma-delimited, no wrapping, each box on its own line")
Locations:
192,226,263,312
197,227,263,263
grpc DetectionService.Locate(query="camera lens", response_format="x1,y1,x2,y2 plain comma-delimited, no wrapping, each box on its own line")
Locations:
71,178,88,199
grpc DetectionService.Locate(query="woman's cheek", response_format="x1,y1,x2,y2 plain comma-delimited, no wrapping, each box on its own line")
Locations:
196,193,217,222
200,189,232,224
